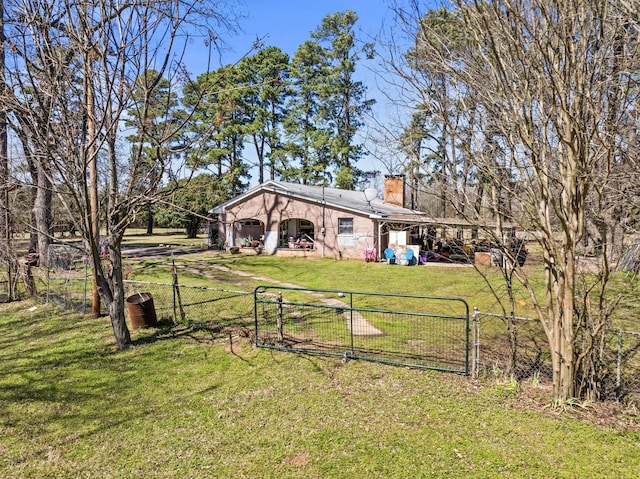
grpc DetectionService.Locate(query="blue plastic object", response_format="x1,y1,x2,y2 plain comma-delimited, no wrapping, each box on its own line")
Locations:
384,248,396,264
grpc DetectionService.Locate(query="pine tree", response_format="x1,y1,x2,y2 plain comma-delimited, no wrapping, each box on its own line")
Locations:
311,10,374,189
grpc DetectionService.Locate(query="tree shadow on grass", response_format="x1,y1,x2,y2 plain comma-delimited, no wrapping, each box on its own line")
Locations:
131,317,257,367
1,303,235,468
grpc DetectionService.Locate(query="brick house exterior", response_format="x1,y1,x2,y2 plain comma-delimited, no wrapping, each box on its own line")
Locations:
210,177,427,260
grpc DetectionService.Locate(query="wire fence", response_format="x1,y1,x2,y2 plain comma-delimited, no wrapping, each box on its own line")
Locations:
123,280,254,328
472,310,640,406
254,286,470,373
4,260,640,406
8,260,255,331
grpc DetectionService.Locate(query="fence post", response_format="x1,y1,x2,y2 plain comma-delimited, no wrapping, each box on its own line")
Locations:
277,292,283,345
349,292,355,356
472,307,480,378
616,329,622,403
46,266,50,304
171,255,185,324
83,261,88,313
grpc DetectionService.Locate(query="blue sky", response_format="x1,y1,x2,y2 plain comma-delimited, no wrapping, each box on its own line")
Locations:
220,0,395,65
183,1,399,78
183,0,424,185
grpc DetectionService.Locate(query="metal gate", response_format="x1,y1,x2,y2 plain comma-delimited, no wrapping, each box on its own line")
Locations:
254,286,470,374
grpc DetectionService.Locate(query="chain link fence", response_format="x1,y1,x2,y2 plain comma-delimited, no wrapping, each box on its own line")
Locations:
472,310,640,406
612,329,640,405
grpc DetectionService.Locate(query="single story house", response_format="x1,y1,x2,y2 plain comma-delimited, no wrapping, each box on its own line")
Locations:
210,176,517,261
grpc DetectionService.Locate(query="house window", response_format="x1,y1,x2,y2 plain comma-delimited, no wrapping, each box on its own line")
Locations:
240,219,261,226
338,218,354,235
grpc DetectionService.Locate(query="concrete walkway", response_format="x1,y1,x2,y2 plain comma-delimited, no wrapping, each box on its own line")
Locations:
206,263,385,336
319,297,384,336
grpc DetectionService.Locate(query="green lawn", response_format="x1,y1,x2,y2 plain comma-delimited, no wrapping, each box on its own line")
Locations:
138,252,533,313
3,242,639,477
1,296,639,478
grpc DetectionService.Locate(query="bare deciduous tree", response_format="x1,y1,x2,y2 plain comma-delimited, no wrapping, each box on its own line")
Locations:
4,0,238,349
401,0,640,402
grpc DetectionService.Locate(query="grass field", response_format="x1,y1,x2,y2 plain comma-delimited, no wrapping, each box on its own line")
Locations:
128,251,532,314
1,300,639,478
2,237,640,478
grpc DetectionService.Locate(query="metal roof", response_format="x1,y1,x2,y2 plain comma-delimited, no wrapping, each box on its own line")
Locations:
210,180,514,229
210,180,425,219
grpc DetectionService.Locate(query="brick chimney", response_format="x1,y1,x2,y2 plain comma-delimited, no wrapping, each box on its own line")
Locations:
383,175,405,208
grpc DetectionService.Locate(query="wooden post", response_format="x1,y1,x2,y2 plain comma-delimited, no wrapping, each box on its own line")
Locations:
86,46,100,318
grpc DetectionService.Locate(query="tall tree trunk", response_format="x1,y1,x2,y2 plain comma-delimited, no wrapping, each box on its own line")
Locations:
552,254,577,401
103,131,133,350
0,0,10,299
85,45,101,318
95,236,132,350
